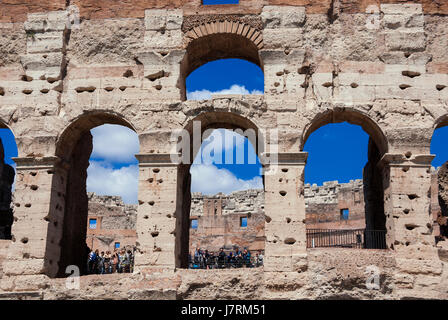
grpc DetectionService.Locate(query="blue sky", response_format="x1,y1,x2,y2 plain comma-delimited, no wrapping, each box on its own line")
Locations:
1,58,447,203
203,0,239,4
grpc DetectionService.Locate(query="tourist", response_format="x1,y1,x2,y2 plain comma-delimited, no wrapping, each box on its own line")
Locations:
98,251,105,274
87,249,97,274
243,249,251,268
104,251,112,274
218,248,226,268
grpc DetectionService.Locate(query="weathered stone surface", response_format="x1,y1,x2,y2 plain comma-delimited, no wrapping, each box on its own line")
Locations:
0,1,447,300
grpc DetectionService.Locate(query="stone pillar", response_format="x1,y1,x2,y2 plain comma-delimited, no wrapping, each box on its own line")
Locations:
263,152,308,272
134,154,178,272
2,157,59,278
380,153,443,297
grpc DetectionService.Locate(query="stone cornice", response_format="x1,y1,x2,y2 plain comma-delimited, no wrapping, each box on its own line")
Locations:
379,153,435,168
12,156,61,170
135,153,182,167
260,152,308,166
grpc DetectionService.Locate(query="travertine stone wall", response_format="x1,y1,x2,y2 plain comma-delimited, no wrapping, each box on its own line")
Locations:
0,0,447,299
86,193,137,253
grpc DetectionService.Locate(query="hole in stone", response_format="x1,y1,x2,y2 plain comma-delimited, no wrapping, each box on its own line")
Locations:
0,87,4,96
21,237,29,244
119,86,127,91
151,231,159,237
25,203,31,208
153,168,160,173
405,151,412,158
350,83,359,88
322,82,333,88
279,191,287,196
279,178,283,182
40,89,49,94
47,170,54,174
298,66,310,74
408,194,419,200
399,84,411,90
402,166,410,172
123,70,133,78
154,246,162,252
75,86,96,93
403,208,410,214
284,237,296,245
148,178,154,183
276,71,284,76
30,185,38,190
104,87,114,92
282,168,288,173
405,224,418,230
404,52,411,58
402,71,421,78
47,78,58,84
158,179,163,183
138,200,144,205
23,252,30,259
265,215,272,223
436,85,446,91
21,75,33,82
154,85,162,90
149,201,155,206
274,82,280,87
144,215,148,219
30,172,37,176
405,241,410,246
22,89,33,95
146,70,165,81
286,217,291,223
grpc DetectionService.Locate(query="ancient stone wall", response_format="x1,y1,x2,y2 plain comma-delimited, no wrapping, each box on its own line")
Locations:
189,190,265,253
0,0,448,299
305,180,366,229
86,193,137,253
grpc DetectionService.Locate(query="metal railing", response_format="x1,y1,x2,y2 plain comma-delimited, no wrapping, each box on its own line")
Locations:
306,228,387,249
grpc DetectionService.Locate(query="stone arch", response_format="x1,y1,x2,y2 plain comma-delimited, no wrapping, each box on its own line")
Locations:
175,110,265,268
181,18,263,100
300,108,388,155
301,107,389,249
430,114,448,240
0,121,17,240
44,112,139,278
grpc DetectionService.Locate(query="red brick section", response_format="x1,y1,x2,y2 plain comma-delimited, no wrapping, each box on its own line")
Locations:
0,0,66,23
2,0,447,23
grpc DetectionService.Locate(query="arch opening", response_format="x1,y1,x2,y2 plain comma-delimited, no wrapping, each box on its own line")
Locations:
181,29,263,100
175,113,265,269
430,123,448,242
0,127,17,240
45,113,139,278
302,113,388,250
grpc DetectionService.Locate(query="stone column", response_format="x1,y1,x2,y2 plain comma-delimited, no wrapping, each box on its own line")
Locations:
263,152,308,272
2,157,59,279
133,154,179,272
380,153,443,297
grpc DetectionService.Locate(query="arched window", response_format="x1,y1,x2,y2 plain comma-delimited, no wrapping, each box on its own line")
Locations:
303,117,388,250
45,115,139,277
0,127,17,240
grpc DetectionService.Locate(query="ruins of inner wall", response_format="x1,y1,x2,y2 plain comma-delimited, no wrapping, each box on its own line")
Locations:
0,0,448,299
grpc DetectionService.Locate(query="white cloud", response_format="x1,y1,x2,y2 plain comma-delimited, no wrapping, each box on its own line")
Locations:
187,84,263,100
90,124,139,163
87,161,139,204
194,129,258,165
190,164,263,195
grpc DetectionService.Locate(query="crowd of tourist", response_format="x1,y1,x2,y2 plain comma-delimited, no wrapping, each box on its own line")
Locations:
188,247,263,269
86,248,135,274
